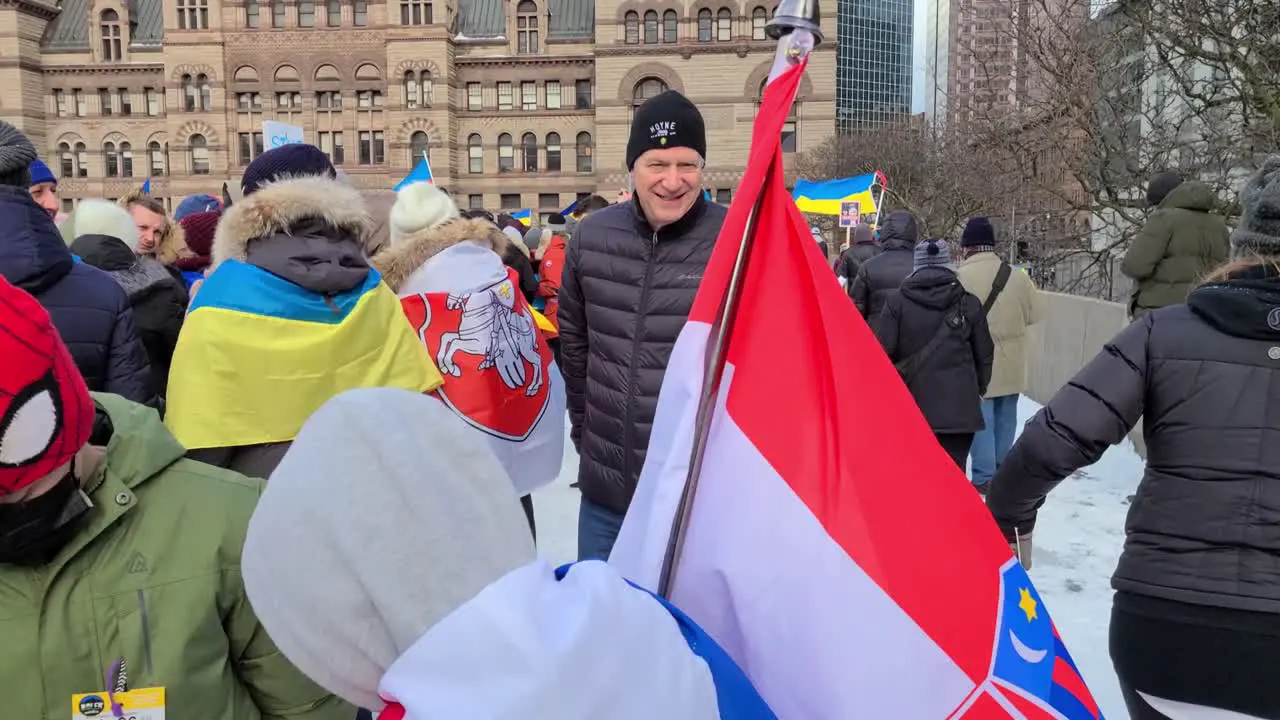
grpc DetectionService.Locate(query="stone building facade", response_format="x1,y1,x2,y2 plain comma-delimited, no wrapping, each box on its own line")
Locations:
0,0,835,215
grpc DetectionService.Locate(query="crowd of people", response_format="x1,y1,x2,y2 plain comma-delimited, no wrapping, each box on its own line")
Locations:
0,81,1278,719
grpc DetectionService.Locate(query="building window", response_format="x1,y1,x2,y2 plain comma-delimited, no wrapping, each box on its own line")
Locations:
521,81,536,110
178,0,209,29
500,193,521,209
751,6,767,39
182,75,196,111
73,89,86,116
498,82,513,111
545,80,561,110
315,90,342,109
198,74,212,111
237,91,263,111
327,0,341,25
663,10,677,42
299,0,315,27
54,90,67,117
401,0,432,24
189,134,210,174
149,141,167,176
99,89,113,116
358,130,385,165
100,9,123,60
58,142,73,177
498,133,514,172
698,9,712,41
246,0,260,27
120,142,134,177
516,0,538,54
75,142,88,177
356,90,383,108
354,0,368,25
118,89,132,115
318,131,345,165
468,194,483,209
145,87,161,115
61,198,75,213
277,91,303,122
716,8,732,40
633,78,668,112
238,132,264,165
404,70,432,108
716,189,732,204
272,0,285,27
624,11,639,44
546,132,561,172
466,83,482,110
409,131,429,166
643,10,658,43
522,132,538,172
539,193,559,209
575,79,592,109
467,134,483,173
575,131,593,172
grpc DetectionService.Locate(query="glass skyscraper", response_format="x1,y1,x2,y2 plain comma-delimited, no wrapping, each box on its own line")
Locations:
836,0,914,131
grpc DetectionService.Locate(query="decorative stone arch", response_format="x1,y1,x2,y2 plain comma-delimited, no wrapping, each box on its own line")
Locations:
744,60,813,100
273,63,302,83
616,0,682,17
145,131,169,146
233,65,261,83
55,132,86,145
171,64,217,81
176,120,218,146
393,59,441,78
101,130,131,145
354,62,383,82
399,118,440,145
615,63,684,102
314,63,342,82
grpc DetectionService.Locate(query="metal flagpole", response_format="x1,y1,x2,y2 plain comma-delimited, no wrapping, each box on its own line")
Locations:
657,2,823,600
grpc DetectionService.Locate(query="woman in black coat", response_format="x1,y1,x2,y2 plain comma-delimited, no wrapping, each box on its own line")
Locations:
987,158,1280,720
873,239,994,469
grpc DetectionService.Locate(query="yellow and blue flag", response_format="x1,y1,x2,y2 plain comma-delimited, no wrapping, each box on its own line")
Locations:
791,171,886,216
510,208,532,226
165,260,443,450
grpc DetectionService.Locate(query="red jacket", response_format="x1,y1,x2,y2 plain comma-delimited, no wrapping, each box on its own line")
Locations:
536,234,567,336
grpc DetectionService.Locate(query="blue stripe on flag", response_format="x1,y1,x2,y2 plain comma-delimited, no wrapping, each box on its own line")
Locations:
190,259,383,324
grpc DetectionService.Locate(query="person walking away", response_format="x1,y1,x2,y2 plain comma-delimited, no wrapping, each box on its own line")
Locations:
987,157,1280,720
1121,171,1230,319
164,144,441,478
559,89,727,561
873,239,993,469
27,158,61,221
66,200,187,402
241,388,775,720
849,210,920,324
956,217,1044,494
0,121,153,403
835,224,880,297
373,182,564,540
0,276,351,720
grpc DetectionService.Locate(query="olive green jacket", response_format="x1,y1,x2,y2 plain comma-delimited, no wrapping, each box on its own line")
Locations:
0,393,352,720
1122,181,1230,318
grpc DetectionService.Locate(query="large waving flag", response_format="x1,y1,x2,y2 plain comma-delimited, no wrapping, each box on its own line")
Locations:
609,56,1102,720
395,154,434,191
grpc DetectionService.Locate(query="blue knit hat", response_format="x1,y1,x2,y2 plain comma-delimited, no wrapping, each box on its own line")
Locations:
28,159,56,187
174,193,221,222
241,144,336,196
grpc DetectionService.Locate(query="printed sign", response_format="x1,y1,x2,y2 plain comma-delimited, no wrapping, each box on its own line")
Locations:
838,200,862,228
73,687,165,720
262,120,305,149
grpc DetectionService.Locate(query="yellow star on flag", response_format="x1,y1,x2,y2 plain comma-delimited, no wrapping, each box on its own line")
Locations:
498,283,512,299
1018,587,1038,623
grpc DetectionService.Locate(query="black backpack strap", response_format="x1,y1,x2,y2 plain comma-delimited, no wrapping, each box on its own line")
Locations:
894,302,965,383
982,262,1013,316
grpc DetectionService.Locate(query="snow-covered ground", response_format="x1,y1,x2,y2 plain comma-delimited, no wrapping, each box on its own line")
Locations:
533,395,1144,719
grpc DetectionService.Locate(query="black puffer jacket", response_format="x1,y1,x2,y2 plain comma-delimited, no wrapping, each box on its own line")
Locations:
70,234,187,400
835,227,880,296
0,186,152,403
850,211,919,322
559,195,726,514
873,267,993,433
988,269,1280,613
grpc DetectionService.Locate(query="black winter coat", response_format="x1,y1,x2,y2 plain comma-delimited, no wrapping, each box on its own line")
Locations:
836,241,881,297
850,211,919,322
559,195,726,514
0,187,152,403
70,234,187,399
989,271,1280,614
502,244,539,304
873,267,993,433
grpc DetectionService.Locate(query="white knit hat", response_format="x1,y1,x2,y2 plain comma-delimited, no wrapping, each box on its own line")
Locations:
388,182,460,246
63,199,142,251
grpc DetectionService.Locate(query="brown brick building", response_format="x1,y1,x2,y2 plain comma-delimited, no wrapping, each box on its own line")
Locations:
0,0,835,215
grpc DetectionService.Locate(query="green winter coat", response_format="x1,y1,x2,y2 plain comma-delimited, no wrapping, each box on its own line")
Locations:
0,394,352,720
1121,181,1230,318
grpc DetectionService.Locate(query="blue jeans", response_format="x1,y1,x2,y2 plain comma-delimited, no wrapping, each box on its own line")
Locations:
577,495,625,561
970,394,1020,488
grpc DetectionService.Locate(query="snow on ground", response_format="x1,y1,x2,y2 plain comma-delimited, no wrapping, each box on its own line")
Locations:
534,397,1144,718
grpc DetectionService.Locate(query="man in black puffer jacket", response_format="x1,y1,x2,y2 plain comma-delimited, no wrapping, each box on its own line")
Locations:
0,122,152,404
835,223,880,297
559,90,726,561
850,211,919,323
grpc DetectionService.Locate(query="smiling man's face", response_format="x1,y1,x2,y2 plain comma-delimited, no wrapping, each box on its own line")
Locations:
632,146,703,230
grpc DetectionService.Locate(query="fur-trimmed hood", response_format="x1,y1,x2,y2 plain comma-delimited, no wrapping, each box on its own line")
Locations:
371,217,509,293
212,175,374,269
118,189,187,266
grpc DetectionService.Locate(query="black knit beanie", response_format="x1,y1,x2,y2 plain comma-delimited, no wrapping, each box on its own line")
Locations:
1146,171,1184,208
625,90,707,170
1232,156,1280,257
961,217,996,248
241,143,336,196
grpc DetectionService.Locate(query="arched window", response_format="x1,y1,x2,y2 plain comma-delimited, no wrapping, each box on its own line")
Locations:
663,10,677,42
404,71,419,108
497,133,514,173
189,134,210,175
546,132,561,172
516,0,539,54
751,6,767,39
272,0,286,27
575,131,593,173
643,10,658,43
58,142,74,178
197,73,212,111
467,134,484,174
100,9,123,61
181,74,197,111
759,79,798,152
623,10,639,44
633,78,669,106
697,8,712,41
104,142,119,177
327,0,341,25
120,142,134,177
74,142,88,177
149,140,167,176
299,0,316,26
409,131,429,165
716,8,732,41
522,132,538,172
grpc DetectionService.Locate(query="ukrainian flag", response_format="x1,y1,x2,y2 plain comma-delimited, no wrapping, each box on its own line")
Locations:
792,171,886,216
165,260,443,450
511,208,533,226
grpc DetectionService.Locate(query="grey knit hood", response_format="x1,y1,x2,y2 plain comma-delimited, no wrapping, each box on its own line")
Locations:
1232,156,1280,256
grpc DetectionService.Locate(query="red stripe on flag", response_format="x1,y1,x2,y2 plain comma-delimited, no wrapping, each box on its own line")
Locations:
377,702,407,720
1052,656,1100,719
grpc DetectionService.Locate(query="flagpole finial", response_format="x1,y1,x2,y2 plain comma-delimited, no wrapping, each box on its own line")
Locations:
766,0,823,45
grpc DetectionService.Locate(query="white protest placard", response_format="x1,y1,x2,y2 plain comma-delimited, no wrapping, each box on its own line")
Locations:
263,120,305,149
